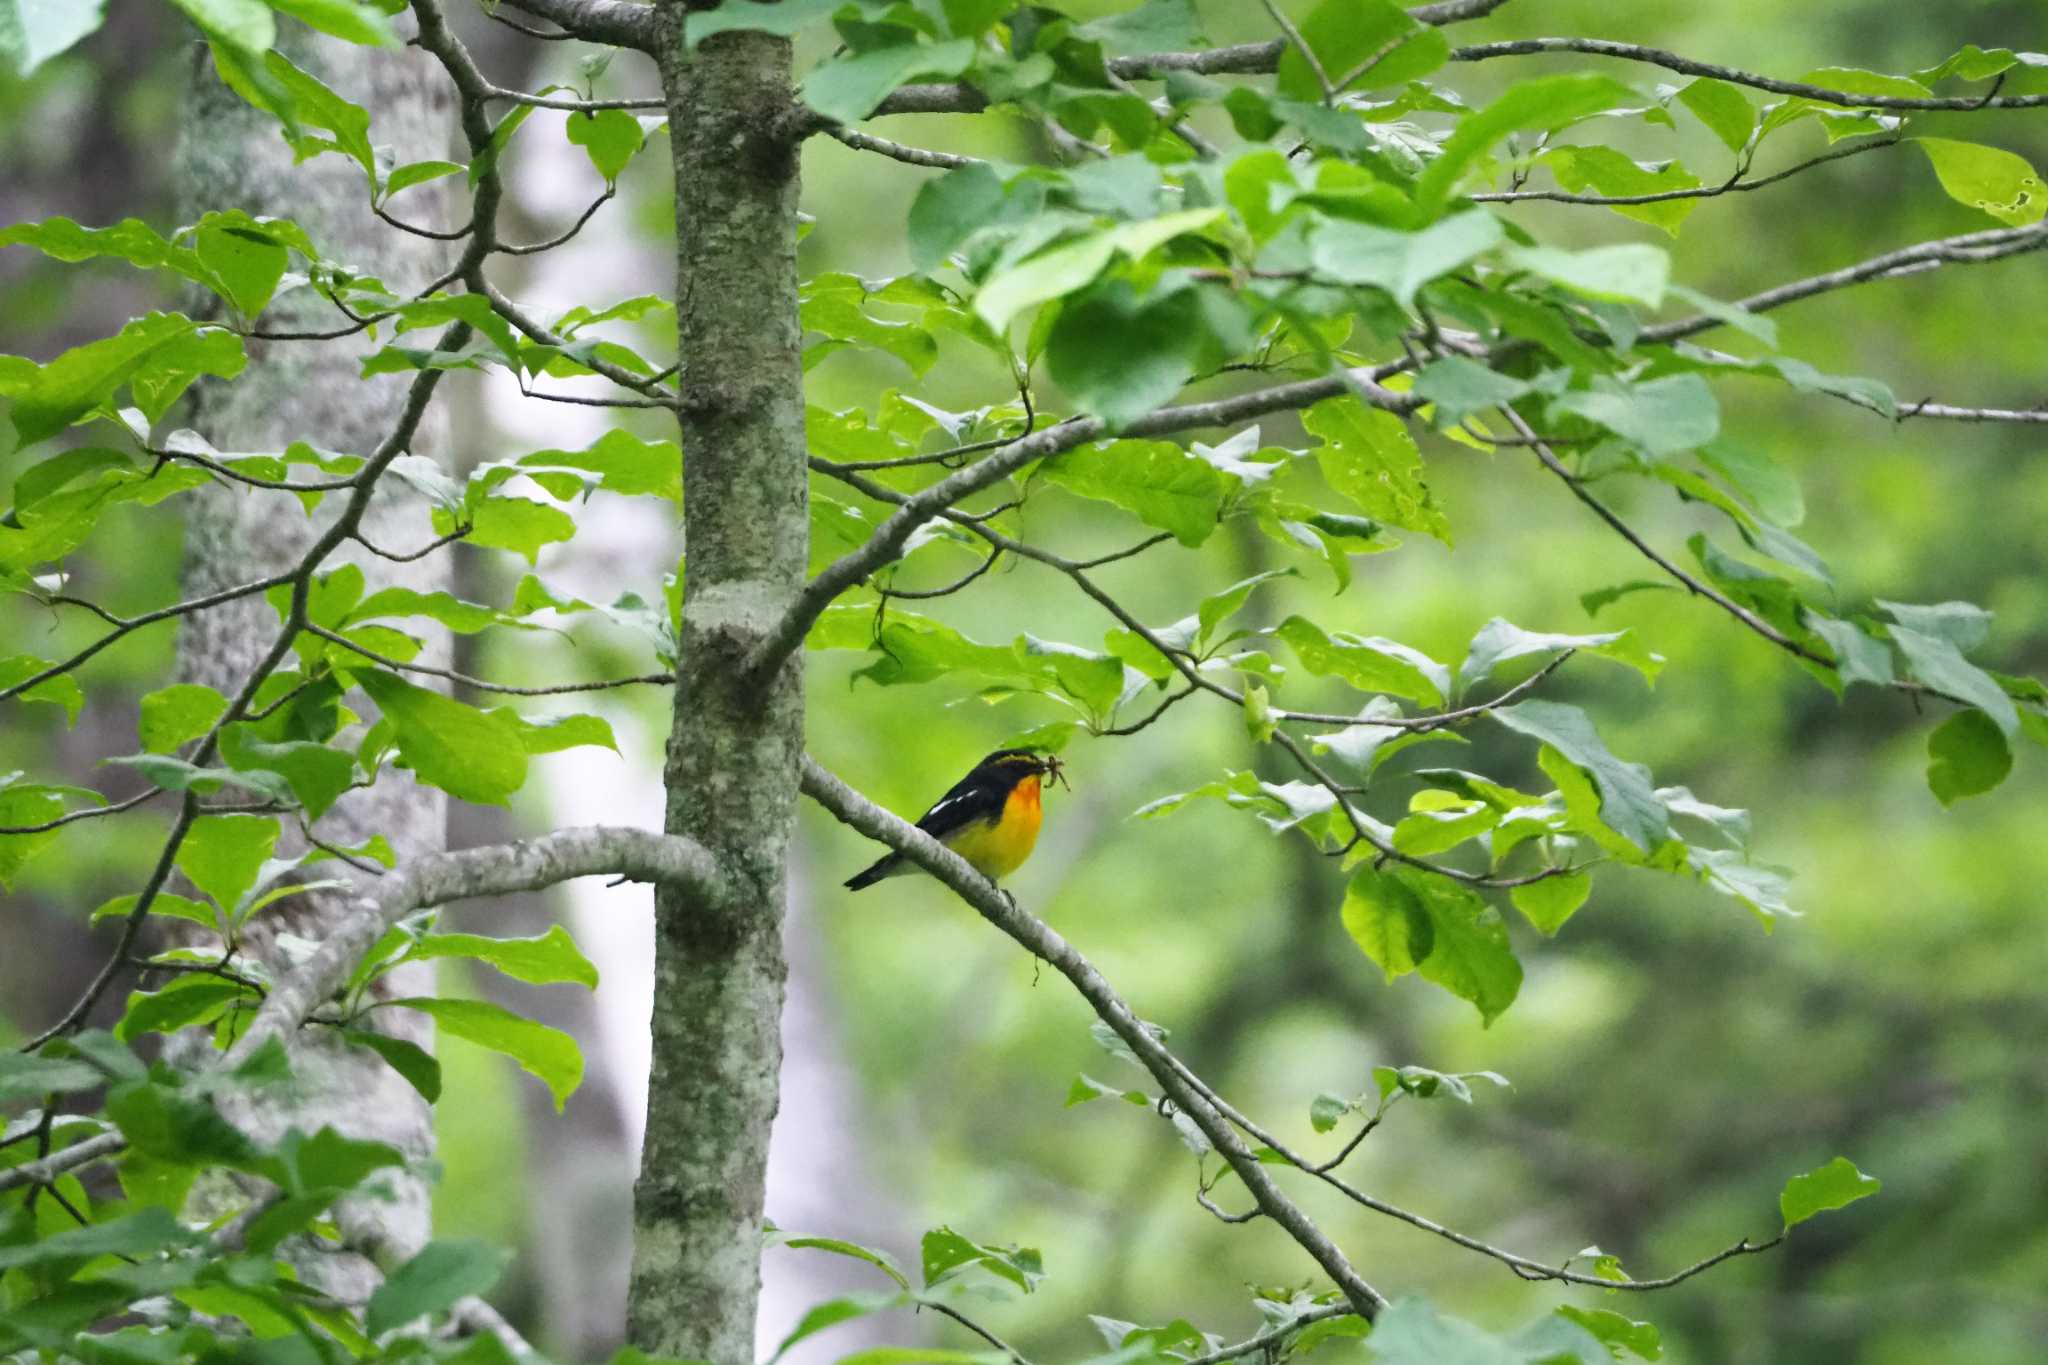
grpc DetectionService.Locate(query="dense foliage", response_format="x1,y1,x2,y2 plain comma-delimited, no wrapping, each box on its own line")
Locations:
2,0,2044,1361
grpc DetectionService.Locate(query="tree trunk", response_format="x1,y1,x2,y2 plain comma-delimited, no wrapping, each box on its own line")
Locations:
629,9,807,1360
172,20,455,1306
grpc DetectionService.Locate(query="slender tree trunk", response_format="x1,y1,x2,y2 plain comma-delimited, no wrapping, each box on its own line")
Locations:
172,21,455,1305
629,8,807,1360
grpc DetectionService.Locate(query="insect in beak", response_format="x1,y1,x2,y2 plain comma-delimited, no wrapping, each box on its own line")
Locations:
1040,753,1070,792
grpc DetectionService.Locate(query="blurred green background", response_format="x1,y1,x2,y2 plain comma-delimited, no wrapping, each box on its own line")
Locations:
3,1,2045,1361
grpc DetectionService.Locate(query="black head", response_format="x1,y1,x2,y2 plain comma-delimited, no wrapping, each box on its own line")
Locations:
974,748,1069,792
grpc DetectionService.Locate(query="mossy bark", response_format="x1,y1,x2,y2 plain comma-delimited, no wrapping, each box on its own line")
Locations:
629,8,808,1361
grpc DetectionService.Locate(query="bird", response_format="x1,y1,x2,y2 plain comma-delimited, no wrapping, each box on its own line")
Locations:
844,749,1068,890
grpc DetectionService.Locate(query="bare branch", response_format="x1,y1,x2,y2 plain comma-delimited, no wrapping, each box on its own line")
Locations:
495,0,659,52
224,826,730,1068
3,570,295,704
1451,36,2048,110
497,187,616,256
0,1133,129,1196
305,622,671,695
1646,222,2048,346
1474,136,1902,207
828,127,983,171
800,756,1389,1321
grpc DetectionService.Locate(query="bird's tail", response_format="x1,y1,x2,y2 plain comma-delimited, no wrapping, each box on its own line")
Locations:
843,852,901,891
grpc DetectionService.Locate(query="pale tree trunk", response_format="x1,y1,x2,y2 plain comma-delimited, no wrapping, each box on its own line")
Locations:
629,9,808,1360
171,22,455,1306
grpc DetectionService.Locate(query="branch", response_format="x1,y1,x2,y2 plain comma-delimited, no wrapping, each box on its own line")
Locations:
1645,222,2048,346
840,0,1506,127
304,622,672,695
799,756,1388,1321
0,1133,129,1196
751,370,1418,676
495,0,658,52
223,826,729,1068
1473,135,1902,208
1451,36,2048,110
828,127,983,171
2,571,297,704
1180,1305,1358,1365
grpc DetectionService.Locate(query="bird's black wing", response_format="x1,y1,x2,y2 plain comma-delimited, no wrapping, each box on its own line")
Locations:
912,770,1007,841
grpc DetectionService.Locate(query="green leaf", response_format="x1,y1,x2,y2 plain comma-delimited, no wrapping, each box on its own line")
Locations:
1677,78,1754,154
264,0,400,46
358,671,529,805
1458,617,1662,693
446,493,577,564
2,312,241,447
1803,611,1893,689
385,158,464,197
973,208,1222,332
496,709,620,756
685,0,847,48
1412,356,1531,426
1243,681,1276,743
1915,137,2047,226
1699,440,1801,526
1878,598,1992,650
920,1225,1043,1293
138,684,229,755
0,1206,195,1273
365,1239,512,1336
391,997,583,1109
516,428,682,503
1542,145,1703,235
1492,700,1670,852
0,1051,105,1103
1275,0,1447,102
410,924,600,989
1509,870,1591,936
1040,438,1224,546
1310,210,1504,312
1505,240,1671,306
1780,1156,1880,1228
908,161,1007,272
0,655,85,722
1551,374,1719,458
565,107,644,184
1308,1090,1351,1133
1277,616,1448,706
1046,283,1228,431
1926,707,2012,805
194,219,289,319
1073,0,1199,51
117,976,248,1041
1555,1306,1662,1362
176,813,281,915
219,724,355,819
0,0,108,76
1197,569,1294,646
1304,396,1449,543
1414,74,1636,215
801,36,977,125
262,47,377,181
342,1028,442,1102
166,0,274,54
1887,625,2018,736
775,1231,913,1289
1341,867,1521,1025
90,891,219,934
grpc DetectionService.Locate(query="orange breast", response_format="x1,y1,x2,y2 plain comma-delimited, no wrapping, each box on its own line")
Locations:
943,774,1042,880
